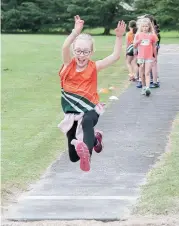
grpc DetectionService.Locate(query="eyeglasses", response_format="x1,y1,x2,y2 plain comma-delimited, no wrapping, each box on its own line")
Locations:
74,49,91,56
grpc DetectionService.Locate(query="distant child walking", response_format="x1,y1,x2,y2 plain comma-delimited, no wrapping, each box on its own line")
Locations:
126,20,138,81
58,15,126,171
134,18,157,96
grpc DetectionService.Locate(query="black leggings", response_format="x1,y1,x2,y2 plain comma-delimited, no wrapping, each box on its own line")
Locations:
67,110,99,162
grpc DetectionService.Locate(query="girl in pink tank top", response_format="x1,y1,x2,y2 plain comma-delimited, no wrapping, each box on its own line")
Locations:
134,18,157,96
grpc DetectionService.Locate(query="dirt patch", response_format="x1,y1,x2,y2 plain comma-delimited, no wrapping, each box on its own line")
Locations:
2,215,179,226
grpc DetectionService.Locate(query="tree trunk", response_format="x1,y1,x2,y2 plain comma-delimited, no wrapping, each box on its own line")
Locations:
103,27,110,35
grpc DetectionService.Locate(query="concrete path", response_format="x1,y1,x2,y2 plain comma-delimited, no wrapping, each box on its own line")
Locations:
7,45,179,221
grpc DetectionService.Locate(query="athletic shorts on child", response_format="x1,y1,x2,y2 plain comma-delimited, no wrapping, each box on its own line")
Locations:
126,31,135,56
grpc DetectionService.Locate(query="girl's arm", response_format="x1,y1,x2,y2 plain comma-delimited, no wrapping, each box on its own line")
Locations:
153,43,157,60
62,15,84,66
96,21,126,72
126,32,129,48
133,33,141,48
152,35,157,59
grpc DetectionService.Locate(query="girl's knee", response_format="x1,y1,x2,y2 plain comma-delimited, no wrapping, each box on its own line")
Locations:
145,72,150,77
82,115,93,127
127,61,132,66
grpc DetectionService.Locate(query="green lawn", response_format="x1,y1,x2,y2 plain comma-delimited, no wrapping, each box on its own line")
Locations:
1,34,128,200
134,114,179,215
157,30,179,44
84,28,179,44
160,30,179,38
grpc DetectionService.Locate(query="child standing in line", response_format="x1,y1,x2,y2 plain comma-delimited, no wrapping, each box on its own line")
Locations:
126,20,138,81
144,15,160,88
58,15,126,171
134,18,157,96
135,17,143,88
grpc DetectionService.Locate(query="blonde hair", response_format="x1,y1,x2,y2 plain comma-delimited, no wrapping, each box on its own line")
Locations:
72,33,95,51
136,18,143,29
138,18,155,34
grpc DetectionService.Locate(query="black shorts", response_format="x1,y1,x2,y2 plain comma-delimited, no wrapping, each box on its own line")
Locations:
126,51,134,56
126,44,134,56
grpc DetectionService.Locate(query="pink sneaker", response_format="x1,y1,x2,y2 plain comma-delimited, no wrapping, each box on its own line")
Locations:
94,131,103,153
72,140,90,172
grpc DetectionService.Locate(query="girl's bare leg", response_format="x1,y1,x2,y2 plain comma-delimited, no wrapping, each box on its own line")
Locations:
139,64,145,86
145,62,153,88
152,60,158,83
131,56,138,79
126,55,134,78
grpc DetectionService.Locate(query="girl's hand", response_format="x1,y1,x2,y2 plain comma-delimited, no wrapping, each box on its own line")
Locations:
115,20,126,37
137,39,142,45
74,15,84,34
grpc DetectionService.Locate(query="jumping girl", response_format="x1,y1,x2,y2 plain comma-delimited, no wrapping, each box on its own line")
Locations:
58,15,126,171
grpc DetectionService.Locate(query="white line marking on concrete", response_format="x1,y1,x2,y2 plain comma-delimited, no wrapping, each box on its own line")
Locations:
22,195,138,201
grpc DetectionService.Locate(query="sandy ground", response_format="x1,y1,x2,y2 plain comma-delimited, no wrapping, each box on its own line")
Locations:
2,215,179,226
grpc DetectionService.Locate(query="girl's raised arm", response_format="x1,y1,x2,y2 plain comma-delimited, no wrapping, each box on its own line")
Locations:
62,15,84,66
96,21,126,72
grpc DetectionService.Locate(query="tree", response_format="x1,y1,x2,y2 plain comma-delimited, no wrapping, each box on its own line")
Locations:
1,8,21,30
1,0,18,11
92,0,129,35
61,0,99,32
1,0,65,32
0,0,137,33
134,0,179,30
2,0,179,33
157,0,179,29
63,0,134,35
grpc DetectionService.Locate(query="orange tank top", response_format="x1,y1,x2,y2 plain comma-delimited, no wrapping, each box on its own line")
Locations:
59,58,99,113
126,31,134,47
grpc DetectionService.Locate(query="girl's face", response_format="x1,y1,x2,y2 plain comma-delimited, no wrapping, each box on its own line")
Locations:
141,23,150,33
73,39,93,68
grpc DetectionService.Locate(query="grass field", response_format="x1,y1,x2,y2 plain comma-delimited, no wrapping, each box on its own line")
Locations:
134,114,179,215
1,34,128,200
84,28,179,44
